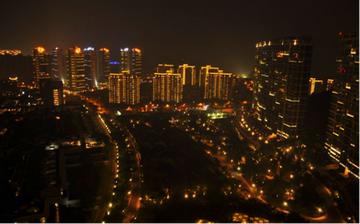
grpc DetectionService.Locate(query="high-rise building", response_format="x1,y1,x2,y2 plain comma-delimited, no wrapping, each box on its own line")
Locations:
178,64,196,86
84,47,98,88
108,72,140,105
153,70,182,103
120,48,142,76
50,47,66,81
39,79,64,108
309,77,325,95
253,37,312,139
97,48,110,82
204,69,232,100
66,47,86,93
324,32,359,178
199,65,232,100
33,46,50,87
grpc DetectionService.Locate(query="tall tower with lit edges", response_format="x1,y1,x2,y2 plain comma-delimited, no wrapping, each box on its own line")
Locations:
120,48,142,76
178,64,196,86
84,47,98,88
50,47,66,81
253,37,312,140
97,48,110,82
324,32,359,178
108,72,140,105
66,47,86,92
33,46,50,87
153,70,182,103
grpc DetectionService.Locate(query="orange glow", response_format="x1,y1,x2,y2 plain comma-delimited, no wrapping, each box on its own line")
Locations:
100,48,110,53
74,47,81,54
133,48,141,53
36,46,45,53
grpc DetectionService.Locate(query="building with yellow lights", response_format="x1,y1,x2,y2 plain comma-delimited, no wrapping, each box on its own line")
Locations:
98,48,111,82
178,64,196,86
50,47,66,81
253,37,312,140
199,65,232,101
33,46,50,87
324,32,359,179
120,48,142,76
156,64,174,73
309,77,325,95
66,47,86,92
0,49,22,56
108,72,140,105
153,70,182,103
83,47,97,88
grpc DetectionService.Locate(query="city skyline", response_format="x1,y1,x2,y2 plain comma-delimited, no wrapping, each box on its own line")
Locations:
0,1,358,223
0,0,358,75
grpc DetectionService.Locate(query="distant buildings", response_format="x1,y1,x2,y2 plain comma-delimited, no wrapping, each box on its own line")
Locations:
108,72,140,105
33,46,50,87
66,47,86,93
204,68,232,101
120,48,142,76
50,47,66,81
0,49,22,56
324,32,359,178
153,70,182,103
97,48,111,82
253,37,312,140
83,47,97,88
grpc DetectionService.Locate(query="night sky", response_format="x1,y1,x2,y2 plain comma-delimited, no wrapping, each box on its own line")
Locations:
0,0,358,76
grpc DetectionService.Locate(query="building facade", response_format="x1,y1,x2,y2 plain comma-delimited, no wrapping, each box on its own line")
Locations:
33,46,50,87
153,71,182,103
324,32,359,178
108,72,140,105
178,64,196,86
50,47,66,81
66,47,86,93
253,37,312,139
120,48,142,76
84,47,98,88
97,48,110,83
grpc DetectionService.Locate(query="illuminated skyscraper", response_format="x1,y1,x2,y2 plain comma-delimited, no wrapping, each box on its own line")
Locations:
324,32,359,178
178,64,196,86
33,46,50,87
66,47,86,92
120,48,142,76
84,47,97,88
50,47,66,81
253,37,312,139
97,48,110,82
108,72,140,105
153,70,182,103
